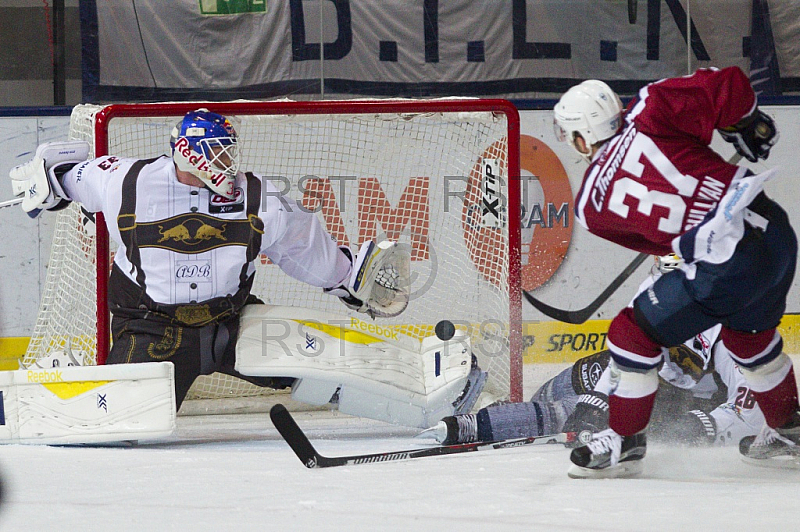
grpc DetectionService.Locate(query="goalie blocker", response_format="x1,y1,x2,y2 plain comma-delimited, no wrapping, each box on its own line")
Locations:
235,304,487,428
0,358,175,445
9,141,90,219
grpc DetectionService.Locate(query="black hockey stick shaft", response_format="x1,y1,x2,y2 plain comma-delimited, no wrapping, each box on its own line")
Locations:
523,252,648,324
270,404,575,469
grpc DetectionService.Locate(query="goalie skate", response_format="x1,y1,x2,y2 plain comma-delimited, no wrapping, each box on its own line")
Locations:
567,429,646,479
740,413,800,469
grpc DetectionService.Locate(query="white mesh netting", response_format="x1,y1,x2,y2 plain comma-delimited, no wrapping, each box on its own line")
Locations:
23,100,521,407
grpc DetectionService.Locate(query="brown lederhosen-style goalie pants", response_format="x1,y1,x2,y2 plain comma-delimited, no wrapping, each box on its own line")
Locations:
107,308,294,411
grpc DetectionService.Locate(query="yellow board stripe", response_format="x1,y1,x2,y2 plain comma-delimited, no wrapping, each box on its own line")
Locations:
523,320,612,364
4,313,800,372
0,338,28,371
42,381,111,400
524,314,800,364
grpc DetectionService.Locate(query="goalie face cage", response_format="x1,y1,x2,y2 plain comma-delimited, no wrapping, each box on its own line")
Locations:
24,99,523,404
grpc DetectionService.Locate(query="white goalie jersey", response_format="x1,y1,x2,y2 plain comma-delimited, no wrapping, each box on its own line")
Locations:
62,155,352,304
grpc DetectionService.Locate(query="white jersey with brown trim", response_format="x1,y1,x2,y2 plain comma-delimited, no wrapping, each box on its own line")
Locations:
63,155,350,305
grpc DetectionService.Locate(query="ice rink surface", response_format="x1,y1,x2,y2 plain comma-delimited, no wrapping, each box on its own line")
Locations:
1,406,799,532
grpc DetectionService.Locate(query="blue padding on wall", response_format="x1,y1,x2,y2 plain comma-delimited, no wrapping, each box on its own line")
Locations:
0,107,72,117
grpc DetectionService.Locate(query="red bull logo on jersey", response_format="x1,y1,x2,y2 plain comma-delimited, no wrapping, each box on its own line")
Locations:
134,213,253,254
158,220,227,243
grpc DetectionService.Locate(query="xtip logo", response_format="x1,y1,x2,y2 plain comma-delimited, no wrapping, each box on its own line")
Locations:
480,159,502,228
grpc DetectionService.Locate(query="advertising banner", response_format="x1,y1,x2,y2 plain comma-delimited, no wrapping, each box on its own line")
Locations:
82,0,800,101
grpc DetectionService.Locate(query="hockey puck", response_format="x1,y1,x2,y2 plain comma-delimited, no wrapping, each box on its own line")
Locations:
435,320,455,341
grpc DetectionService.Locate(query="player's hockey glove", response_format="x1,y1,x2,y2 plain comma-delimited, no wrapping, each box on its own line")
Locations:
9,141,89,218
563,391,609,448
718,108,778,162
668,343,712,383
670,409,717,445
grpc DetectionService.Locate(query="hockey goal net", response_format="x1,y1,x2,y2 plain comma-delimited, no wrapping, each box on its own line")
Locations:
23,99,522,409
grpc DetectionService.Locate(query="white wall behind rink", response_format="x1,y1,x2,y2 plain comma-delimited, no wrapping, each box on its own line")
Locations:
0,108,798,341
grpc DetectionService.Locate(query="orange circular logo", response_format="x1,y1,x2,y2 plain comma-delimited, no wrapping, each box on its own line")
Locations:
461,135,573,291
519,135,573,291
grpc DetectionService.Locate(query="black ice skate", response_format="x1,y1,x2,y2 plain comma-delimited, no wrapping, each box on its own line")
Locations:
567,428,646,479
740,411,800,468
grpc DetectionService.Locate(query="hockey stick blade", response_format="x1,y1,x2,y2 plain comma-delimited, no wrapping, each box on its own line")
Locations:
270,404,575,469
523,252,648,324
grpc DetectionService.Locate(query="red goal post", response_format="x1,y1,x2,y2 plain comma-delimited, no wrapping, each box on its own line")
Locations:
27,99,523,404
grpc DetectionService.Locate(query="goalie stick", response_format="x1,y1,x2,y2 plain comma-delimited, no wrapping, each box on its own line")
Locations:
524,152,744,324
270,404,575,469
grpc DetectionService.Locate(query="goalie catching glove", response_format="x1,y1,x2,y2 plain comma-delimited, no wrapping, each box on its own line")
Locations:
325,240,411,318
718,108,778,163
9,141,90,218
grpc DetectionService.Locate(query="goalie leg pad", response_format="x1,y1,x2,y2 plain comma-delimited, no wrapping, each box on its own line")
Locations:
235,304,481,427
0,362,175,445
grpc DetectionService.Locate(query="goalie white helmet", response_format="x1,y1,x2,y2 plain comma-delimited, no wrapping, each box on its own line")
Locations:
170,109,240,199
554,80,623,160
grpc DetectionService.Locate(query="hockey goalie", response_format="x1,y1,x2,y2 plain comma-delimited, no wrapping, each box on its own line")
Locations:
3,109,487,444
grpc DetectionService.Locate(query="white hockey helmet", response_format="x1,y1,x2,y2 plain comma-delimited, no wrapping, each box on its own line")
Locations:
655,253,684,273
553,80,623,160
170,109,240,199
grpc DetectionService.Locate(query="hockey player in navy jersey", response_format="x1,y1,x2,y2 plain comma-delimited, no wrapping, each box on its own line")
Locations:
551,67,798,477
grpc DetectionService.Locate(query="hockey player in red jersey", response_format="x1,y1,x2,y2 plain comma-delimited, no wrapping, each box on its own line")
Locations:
552,67,798,478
